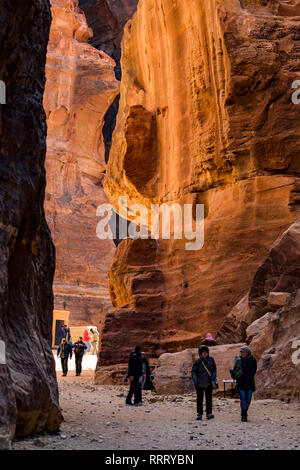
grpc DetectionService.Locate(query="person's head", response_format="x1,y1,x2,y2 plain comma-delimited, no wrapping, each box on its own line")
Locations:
198,345,209,358
90,328,94,334
62,338,66,345
64,324,68,330
141,352,146,358
79,336,83,342
240,345,251,358
135,346,142,356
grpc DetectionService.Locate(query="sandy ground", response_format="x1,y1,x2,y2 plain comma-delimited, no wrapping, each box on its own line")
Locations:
12,371,300,450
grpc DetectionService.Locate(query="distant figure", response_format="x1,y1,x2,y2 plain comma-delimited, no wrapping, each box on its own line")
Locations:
126,346,144,406
58,324,72,344
57,338,72,376
90,329,99,355
232,345,257,422
83,328,91,353
72,337,87,376
192,345,218,421
202,333,217,346
141,352,155,391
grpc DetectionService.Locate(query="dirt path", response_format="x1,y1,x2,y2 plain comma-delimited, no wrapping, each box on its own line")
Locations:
13,371,300,450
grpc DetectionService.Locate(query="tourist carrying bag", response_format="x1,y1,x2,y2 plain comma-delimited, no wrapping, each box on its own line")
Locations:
201,360,217,389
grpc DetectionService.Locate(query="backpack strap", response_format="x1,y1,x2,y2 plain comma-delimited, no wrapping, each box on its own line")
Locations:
201,360,211,377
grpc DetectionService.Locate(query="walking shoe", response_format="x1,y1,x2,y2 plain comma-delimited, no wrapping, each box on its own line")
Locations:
134,402,142,406
125,403,134,406
206,414,214,420
196,414,202,421
241,410,247,422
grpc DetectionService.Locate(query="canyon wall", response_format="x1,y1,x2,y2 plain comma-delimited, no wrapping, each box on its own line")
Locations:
44,0,120,327
0,0,62,447
97,0,300,376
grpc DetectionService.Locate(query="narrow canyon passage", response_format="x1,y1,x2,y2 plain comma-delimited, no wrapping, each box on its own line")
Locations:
2,0,300,451
12,373,300,451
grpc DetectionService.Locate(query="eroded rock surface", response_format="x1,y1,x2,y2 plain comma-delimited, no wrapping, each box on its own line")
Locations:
44,0,119,326
218,219,300,399
98,0,300,373
0,0,62,447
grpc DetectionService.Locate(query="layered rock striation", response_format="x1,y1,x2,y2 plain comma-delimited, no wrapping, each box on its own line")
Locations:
0,0,63,447
44,0,120,326
98,0,300,375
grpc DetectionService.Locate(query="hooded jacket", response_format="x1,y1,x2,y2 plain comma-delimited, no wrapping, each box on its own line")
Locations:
128,351,143,378
237,354,257,391
192,346,217,388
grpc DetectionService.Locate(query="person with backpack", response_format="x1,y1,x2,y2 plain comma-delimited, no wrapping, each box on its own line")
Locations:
72,337,87,376
126,346,145,406
192,345,218,421
230,345,257,422
57,338,72,376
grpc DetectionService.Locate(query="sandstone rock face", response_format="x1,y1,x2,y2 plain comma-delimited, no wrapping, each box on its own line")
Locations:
253,291,300,400
44,0,120,326
80,0,138,66
98,0,300,371
218,219,300,398
153,344,245,395
268,292,291,311
0,0,62,447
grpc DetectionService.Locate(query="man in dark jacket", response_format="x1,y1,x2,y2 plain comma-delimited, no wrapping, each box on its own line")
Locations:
192,345,217,420
237,345,257,422
126,346,144,406
72,337,87,376
141,352,155,391
58,324,72,344
57,338,72,376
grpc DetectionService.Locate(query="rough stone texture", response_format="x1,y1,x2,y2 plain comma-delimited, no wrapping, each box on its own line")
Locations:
80,0,138,63
0,0,63,447
246,312,272,343
44,0,119,326
98,0,300,372
218,219,300,398
268,292,291,311
253,290,300,400
153,344,244,395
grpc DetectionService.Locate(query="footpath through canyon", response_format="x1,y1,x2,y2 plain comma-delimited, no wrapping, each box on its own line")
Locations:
1,0,300,449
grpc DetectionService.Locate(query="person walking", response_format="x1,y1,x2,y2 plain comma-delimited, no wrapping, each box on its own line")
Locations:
192,345,218,421
90,329,99,355
126,346,144,406
72,337,87,376
235,345,257,422
83,328,91,353
57,338,72,377
58,324,72,344
141,352,155,391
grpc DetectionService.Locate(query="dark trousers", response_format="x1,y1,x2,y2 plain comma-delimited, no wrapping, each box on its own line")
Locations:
126,377,142,404
61,357,68,375
239,390,253,411
196,386,213,415
75,355,83,375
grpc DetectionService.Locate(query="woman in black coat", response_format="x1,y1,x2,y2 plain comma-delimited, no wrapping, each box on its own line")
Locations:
237,346,257,422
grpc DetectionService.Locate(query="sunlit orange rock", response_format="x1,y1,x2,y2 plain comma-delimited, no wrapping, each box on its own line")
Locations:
99,0,300,371
44,0,120,326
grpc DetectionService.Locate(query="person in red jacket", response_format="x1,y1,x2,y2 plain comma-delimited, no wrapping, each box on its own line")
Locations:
83,328,91,353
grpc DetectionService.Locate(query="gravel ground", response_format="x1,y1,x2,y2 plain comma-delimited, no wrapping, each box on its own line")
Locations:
13,372,300,450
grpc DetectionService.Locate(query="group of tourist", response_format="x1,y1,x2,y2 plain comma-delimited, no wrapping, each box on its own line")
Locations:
57,325,100,377
125,344,257,423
